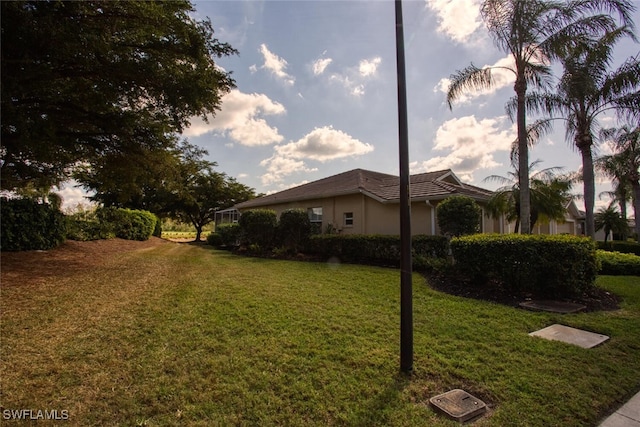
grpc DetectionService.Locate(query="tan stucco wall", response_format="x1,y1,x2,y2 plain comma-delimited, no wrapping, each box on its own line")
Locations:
239,194,514,236
239,194,441,236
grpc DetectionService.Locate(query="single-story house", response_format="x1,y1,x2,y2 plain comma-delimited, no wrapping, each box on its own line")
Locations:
234,168,506,236
529,200,585,236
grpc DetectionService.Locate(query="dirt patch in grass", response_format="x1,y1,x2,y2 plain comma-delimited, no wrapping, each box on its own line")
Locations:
1,237,168,287
424,272,622,312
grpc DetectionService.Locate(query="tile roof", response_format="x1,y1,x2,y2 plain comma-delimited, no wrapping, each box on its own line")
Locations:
235,168,493,209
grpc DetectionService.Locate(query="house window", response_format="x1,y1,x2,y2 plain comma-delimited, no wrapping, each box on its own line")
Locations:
344,212,354,227
307,207,323,223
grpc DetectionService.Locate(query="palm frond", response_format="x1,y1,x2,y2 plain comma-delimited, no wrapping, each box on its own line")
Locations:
446,64,495,109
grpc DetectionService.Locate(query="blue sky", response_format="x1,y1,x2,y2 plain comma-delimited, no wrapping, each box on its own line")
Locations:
62,0,639,211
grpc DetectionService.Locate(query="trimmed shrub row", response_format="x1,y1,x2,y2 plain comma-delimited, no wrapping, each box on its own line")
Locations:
96,207,158,241
67,207,158,242
451,234,598,298
305,234,449,267
207,223,241,247
1,197,67,251
597,240,640,256
209,209,312,254
597,250,640,276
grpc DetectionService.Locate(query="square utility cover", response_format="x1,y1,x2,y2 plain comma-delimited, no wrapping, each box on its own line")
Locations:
529,324,609,348
430,389,487,423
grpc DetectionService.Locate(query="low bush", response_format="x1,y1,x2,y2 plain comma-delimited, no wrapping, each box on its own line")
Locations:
209,223,241,249
278,209,311,253
597,240,640,256
436,195,481,236
1,197,67,251
597,250,640,276
96,207,157,241
152,216,162,237
66,218,114,241
238,209,277,250
305,234,448,267
450,234,598,298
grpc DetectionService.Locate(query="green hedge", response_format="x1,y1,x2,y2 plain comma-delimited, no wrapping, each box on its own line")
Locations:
450,234,598,298
207,223,241,249
597,250,640,276
305,234,448,267
238,209,277,251
278,209,311,252
597,241,640,256
66,218,114,241
97,207,157,241
1,197,67,251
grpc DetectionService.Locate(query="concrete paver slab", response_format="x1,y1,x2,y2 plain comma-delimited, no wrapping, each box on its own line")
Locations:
519,300,586,313
618,392,640,421
529,324,609,348
599,413,640,427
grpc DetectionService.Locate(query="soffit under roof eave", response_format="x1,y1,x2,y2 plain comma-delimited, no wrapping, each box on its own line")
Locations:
379,194,491,204
237,188,372,209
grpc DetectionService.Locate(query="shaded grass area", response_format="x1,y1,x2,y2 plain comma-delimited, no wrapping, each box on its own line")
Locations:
1,242,639,426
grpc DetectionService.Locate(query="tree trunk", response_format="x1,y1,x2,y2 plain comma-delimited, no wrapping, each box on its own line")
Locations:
515,75,530,234
580,145,596,239
195,225,203,242
632,181,640,243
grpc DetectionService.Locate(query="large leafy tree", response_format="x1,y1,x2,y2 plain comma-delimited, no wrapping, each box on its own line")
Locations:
597,126,640,242
485,159,574,233
1,1,236,191
75,140,204,212
521,26,639,239
446,0,631,234
167,169,256,242
78,140,255,242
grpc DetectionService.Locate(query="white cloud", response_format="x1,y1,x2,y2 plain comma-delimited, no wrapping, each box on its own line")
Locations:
412,115,514,181
276,126,374,162
56,180,95,212
312,57,333,75
259,155,317,186
329,74,364,97
183,90,285,146
434,55,515,104
259,43,295,86
425,0,483,44
326,55,382,97
260,126,374,185
359,57,381,77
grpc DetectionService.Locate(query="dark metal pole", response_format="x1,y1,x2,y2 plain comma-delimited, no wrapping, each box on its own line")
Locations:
395,0,413,374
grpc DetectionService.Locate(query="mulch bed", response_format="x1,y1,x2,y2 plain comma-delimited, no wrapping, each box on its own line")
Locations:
423,272,621,312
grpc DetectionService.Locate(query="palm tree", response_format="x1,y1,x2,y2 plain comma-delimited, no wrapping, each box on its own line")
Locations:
447,0,633,234
595,205,629,243
517,27,638,239
485,159,574,233
596,143,633,220
598,126,640,242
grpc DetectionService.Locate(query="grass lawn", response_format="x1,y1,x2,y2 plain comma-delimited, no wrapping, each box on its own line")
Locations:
1,239,639,426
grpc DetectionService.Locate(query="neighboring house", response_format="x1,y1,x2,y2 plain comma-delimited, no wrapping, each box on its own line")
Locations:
529,199,585,236
234,168,502,236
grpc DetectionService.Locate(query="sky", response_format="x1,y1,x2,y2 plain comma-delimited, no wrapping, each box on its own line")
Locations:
61,0,640,212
